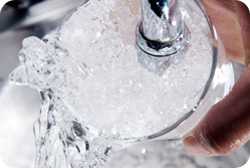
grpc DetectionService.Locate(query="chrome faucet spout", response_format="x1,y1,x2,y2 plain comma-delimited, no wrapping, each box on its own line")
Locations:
137,0,190,57
141,0,182,42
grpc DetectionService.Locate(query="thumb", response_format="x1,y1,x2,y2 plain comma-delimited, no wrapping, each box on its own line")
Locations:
184,67,250,156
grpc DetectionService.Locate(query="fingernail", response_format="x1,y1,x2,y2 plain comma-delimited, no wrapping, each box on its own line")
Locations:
183,134,213,156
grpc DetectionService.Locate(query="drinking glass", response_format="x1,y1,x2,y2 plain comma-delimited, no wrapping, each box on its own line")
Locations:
8,0,238,168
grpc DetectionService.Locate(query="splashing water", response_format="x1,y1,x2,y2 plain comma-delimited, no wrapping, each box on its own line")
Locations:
9,0,216,168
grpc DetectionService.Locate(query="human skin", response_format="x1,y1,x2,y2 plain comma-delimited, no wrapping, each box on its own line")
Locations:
183,0,250,156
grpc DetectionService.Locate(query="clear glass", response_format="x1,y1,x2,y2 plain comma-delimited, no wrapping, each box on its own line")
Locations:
8,0,235,168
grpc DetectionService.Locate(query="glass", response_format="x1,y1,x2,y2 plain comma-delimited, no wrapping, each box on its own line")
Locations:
8,0,236,168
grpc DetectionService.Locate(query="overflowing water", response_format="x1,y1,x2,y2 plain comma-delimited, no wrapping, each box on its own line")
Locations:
9,0,217,168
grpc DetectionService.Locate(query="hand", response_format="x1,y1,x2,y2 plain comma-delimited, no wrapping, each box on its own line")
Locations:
183,0,250,156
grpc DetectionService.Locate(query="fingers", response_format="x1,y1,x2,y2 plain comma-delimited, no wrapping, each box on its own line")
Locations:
237,1,250,65
183,0,250,156
202,0,250,65
184,67,250,156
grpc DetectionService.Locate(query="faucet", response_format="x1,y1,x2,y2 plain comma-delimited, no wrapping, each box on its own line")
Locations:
137,0,190,58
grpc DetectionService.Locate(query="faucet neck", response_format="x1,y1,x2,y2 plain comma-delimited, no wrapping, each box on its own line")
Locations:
141,0,181,42
137,0,190,57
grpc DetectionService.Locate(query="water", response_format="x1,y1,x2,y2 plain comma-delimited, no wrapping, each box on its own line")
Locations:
9,0,218,168
105,141,237,168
